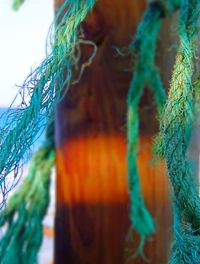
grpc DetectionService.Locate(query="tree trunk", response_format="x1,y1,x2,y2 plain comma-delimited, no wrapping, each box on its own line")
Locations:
54,1,174,263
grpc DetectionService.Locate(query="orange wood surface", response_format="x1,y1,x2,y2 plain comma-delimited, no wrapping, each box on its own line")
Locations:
55,1,173,263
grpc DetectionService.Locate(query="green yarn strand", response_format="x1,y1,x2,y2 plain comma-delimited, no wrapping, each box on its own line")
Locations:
127,3,164,255
164,0,200,231
127,0,181,256
0,0,96,206
158,0,200,263
0,146,54,264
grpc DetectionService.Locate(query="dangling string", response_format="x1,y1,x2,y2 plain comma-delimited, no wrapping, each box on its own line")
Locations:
0,0,97,207
126,1,180,257
0,1,98,262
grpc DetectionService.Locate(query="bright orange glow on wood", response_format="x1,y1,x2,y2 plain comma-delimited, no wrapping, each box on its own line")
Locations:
56,133,128,205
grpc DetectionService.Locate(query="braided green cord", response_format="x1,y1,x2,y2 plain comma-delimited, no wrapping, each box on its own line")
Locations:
157,0,200,262
0,146,54,264
163,0,200,232
0,0,97,207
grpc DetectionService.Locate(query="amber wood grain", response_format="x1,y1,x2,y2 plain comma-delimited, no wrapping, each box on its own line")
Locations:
54,1,173,263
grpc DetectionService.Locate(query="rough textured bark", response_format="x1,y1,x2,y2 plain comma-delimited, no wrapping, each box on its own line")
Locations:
55,1,173,263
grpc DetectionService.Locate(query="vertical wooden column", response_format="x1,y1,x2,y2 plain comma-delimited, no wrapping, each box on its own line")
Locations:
55,1,173,263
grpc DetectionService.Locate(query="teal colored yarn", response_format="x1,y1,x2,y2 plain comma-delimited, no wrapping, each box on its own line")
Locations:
0,118,54,264
0,0,97,207
169,211,200,264
126,1,180,256
158,0,200,263
0,146,54,264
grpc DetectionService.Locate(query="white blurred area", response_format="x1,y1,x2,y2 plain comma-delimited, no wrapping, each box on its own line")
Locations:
0,0,54,107
0,1,55,264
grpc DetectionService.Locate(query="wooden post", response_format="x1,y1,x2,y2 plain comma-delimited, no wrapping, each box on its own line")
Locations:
54,1,174,263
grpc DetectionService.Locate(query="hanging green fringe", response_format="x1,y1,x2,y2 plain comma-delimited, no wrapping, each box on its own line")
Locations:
127,5,163,255
127,1,180,256
156,0,200,263
0,146,54,264
0,0,97,207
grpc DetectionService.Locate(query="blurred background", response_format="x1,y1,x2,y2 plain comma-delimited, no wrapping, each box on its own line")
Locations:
0,1,54,263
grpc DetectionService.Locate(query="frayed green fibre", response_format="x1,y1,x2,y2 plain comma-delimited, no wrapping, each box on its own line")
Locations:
0,147,54,264
12,0,25,11
127,0,181,258
127,2,167,256
0,0,97,207
169,225,200,264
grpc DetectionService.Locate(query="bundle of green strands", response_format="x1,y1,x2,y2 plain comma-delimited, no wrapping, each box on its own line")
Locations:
0,0,199,263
